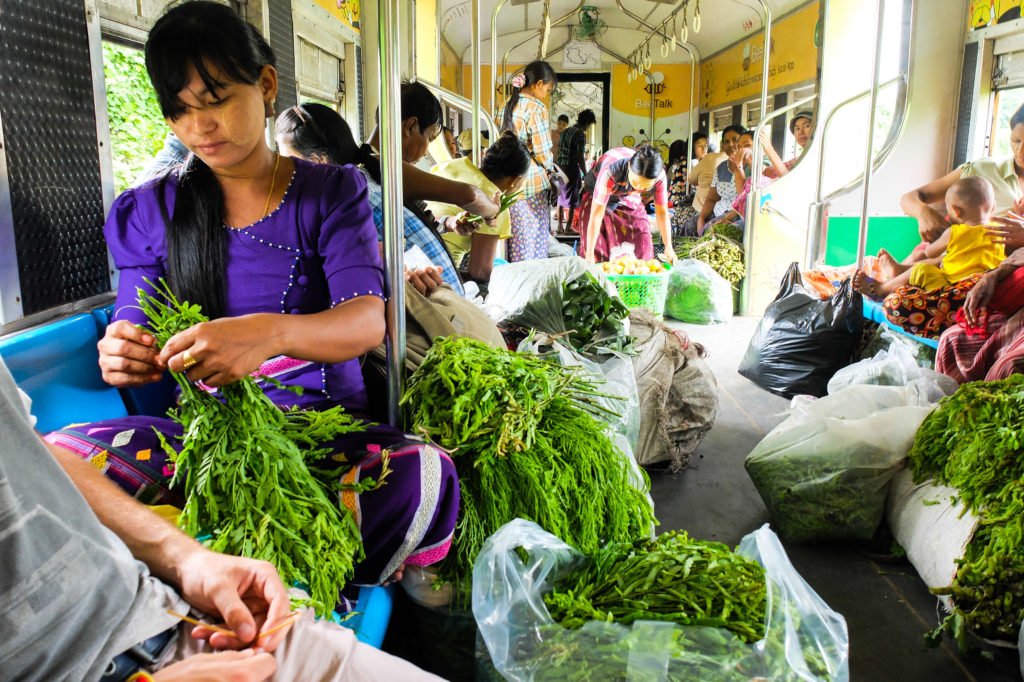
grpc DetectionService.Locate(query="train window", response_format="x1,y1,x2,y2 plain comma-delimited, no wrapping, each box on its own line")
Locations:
743,98,774,137
297,38,344,108
101,41,170,193
711,108,732,135
990,88,1024,159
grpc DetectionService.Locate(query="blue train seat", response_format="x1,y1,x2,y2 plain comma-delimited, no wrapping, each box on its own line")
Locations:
0,313,129,433
862,299,939,350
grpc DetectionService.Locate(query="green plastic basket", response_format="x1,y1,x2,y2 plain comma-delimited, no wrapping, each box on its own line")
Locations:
606,265,671,318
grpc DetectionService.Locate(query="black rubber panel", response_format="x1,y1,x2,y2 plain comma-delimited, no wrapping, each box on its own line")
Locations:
954,41,979,168
268,0,298,111
0,0,110,315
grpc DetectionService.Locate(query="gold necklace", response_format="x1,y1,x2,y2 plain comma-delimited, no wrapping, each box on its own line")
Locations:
263,152,281,217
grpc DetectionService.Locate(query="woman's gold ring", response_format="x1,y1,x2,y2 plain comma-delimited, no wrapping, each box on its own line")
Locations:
182,351,198,370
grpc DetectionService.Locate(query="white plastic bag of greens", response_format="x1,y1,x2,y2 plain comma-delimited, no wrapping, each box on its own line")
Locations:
827,344,958,399
746,384,935,543
518,333,641,451
664,258,734,324
485,257,631,352
473,519,849,682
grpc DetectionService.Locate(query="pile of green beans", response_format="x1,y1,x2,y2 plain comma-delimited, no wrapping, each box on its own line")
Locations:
402,336,656,603
544,531,767,643
909,375,1024,645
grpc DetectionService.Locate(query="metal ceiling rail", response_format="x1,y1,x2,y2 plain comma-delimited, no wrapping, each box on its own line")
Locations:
417,77,499,142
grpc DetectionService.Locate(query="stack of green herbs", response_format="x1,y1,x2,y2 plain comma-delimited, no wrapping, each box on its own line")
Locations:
139,281,374,617
545,531,767,642
561,271,633,353
402,336,656,601
908,375,1024,645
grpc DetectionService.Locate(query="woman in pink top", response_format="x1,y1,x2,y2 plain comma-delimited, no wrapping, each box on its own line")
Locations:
576,145,678,264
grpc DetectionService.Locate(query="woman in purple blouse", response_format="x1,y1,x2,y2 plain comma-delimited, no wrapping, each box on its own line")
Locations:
44,2,457,589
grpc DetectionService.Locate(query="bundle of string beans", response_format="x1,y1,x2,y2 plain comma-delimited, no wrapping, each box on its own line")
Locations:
402,336,657,601
139,281,375,617
908,375,1024,645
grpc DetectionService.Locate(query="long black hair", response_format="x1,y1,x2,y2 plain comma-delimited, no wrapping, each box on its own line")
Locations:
146,1,276,318
668,139,687,167
501,61,557,132
277,103,384,184
629,145,664,180
479,131,531,182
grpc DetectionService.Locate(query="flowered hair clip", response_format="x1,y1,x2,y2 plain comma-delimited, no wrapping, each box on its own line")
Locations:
511,73,526,89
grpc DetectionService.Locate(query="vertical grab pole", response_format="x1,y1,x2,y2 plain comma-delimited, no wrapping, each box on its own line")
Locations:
740,1,773,315
491,0,510,122
471,0,482,166
378,0,406,427
858,0,887,270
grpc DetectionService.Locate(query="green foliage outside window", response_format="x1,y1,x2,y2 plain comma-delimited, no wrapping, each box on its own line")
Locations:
103,41,169,193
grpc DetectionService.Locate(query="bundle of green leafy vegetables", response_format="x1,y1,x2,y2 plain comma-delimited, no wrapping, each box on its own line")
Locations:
545,531,767,642
908,375,1024,645
560,271,633,353
139,281,378,617
401,336,656,603
524,532,836,681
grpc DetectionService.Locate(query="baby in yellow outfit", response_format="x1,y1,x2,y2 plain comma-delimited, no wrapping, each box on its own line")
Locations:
854,176,1004,298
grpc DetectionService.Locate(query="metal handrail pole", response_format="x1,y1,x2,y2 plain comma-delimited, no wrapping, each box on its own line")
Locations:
378,0,405,426
857,0,887,270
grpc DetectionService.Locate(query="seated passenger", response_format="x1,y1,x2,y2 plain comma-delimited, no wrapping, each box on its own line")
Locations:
764,110,813,179
49,1,458,589
854,177,1004,298
696,125,747,236
666,138,689,208
576,145,678,264
426,131,531,282
901,103,1024,256
707,128,789,230
275,102,450,296
671,131,718,236
0,358,440,681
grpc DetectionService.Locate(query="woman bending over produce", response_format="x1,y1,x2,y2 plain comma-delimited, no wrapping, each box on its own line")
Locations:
577,145,678,264
46,2,457,587
426,131,531,282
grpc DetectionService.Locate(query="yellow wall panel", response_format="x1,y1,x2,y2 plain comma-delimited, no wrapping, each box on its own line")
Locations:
313,0,360,34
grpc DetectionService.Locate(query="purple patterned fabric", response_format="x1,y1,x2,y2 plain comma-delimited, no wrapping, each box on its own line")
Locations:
46,419,459,585
105,158,384,412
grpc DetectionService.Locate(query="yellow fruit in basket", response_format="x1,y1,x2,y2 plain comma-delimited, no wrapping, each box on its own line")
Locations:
638,266,650,274
615,264,624,274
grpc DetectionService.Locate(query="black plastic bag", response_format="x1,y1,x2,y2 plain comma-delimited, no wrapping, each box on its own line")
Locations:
739,263,863,399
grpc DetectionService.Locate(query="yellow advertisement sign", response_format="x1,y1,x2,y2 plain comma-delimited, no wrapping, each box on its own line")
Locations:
610,64,694,117
313,0,360,33
970,0,1023,29
700,2,818,109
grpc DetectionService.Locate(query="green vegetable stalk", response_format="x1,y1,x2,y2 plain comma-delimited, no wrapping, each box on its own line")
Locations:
463,189,523,224
138,280,377,616
401,337,656,602
560,272,633,353
908,375,1024,645
545,531,767,643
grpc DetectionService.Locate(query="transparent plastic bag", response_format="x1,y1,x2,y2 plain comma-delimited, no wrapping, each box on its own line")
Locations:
746,385,934,543
518,334,641,451
484,257,629,351
827,345,959,399
472,519,849,682
664,258,734,325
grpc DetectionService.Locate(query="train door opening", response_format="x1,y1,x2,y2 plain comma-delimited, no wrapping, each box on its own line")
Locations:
553,72,611,155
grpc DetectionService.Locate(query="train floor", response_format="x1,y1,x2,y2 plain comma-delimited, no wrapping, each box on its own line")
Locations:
385,316,1021,681
655,316,1020,682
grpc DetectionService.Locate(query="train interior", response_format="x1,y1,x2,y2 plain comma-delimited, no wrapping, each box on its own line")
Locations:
4,0,1024,679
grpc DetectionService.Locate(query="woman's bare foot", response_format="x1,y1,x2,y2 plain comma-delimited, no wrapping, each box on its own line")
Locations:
876,249,899,280
852,269,882,299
